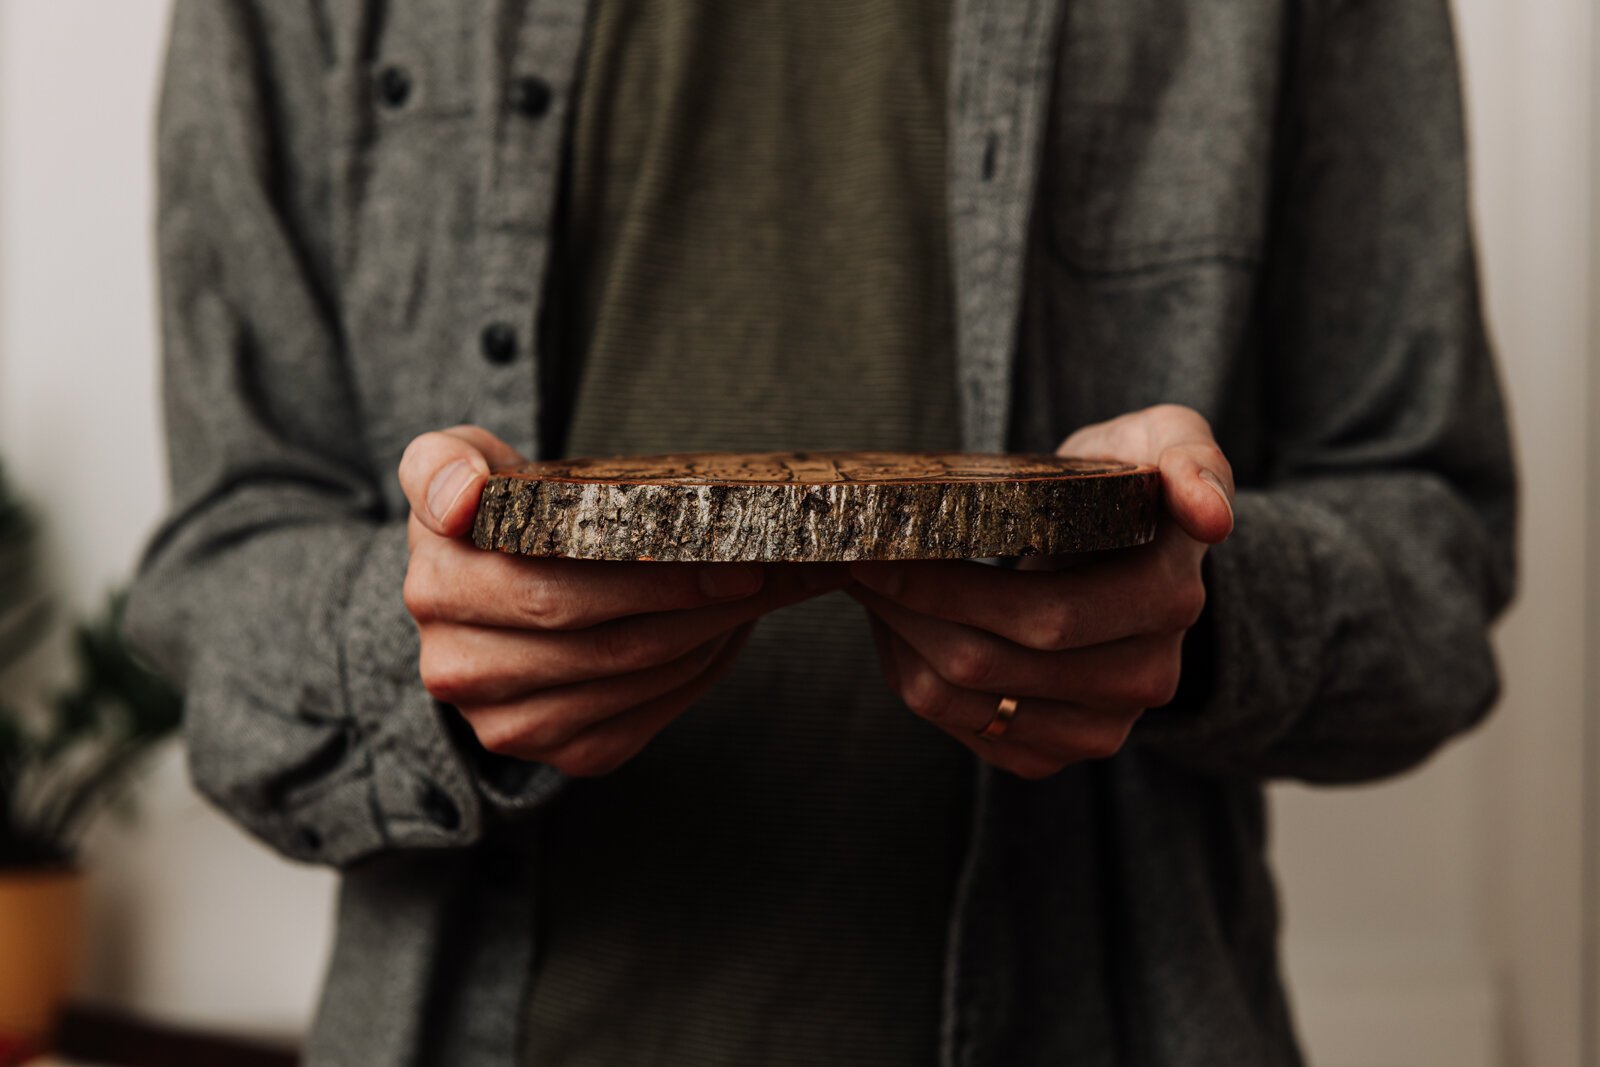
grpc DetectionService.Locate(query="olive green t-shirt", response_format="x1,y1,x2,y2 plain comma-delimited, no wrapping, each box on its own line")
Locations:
525,1,971,1063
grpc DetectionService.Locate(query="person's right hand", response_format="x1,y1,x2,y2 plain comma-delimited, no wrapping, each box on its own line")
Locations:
399,426,845,776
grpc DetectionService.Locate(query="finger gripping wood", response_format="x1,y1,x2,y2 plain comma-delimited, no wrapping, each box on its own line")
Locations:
471,451,1160,562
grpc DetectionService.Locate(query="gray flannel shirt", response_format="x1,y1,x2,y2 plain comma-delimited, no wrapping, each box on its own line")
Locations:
127,1,1516,1064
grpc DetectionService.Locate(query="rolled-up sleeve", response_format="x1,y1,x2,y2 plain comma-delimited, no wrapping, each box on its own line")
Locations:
1135,0,1517,782
127,0,561,867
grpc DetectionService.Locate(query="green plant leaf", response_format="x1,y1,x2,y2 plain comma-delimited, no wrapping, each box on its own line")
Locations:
2,588,182,865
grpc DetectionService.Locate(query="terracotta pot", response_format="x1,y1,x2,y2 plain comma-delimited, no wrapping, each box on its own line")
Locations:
0,868,83,1060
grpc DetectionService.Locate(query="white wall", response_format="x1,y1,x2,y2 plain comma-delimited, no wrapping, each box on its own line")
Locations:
0,0,1592,1058
0,0,334,1037
1467,0,1595,1062
1588,4,1600,1048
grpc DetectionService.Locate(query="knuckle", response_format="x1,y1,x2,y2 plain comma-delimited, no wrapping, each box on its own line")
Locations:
1008,753,1065,781
402,567,433,622
943,640,999,690
418,645,474,704
396,434,427,483
1080,718,1137,760
1153,402,1209,434
549,737,627,778
474,718,527,759
1190,439,1226,467
1125,659,1182,709
1027,602,1081,651
1160,572,1206,631
519,571,577,629
592,621,661,675
398,431,449,491
509,706,572,754
902,668,951,723
403,549,451,623
1079,734,1120,762
1178,577,1208,629
1153,659,1185,707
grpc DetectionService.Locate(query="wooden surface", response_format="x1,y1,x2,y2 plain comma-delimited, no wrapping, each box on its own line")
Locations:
473,451,1160,562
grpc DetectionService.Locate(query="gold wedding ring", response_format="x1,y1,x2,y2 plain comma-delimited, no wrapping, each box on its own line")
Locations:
977,696,1019,741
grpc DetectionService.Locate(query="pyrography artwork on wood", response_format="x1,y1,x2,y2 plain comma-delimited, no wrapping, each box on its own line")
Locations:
472,452,1160,563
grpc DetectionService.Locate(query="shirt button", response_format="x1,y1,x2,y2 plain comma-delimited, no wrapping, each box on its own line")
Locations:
509,76,553,118
480,322,518,365
376,65,412,109
419,783,461,831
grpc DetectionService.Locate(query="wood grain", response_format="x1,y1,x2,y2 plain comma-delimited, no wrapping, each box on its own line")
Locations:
472,451,1160,562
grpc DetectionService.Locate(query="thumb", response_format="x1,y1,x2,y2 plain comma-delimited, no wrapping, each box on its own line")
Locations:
1156,439,1235,545
398,426,527,538
1058,403,1234,545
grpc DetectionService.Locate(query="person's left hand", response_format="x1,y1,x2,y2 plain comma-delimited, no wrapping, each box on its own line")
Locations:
848,404,1235,779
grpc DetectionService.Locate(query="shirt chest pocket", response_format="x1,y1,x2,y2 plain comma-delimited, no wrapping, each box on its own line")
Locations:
1041,102,1275,275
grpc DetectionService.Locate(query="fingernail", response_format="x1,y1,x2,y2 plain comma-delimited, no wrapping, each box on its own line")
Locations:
1199,469,1235,529
850,562,905,598
426,460,476,525
699,565,763,599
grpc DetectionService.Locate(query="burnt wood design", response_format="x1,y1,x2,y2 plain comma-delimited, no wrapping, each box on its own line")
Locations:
472,452,1160,562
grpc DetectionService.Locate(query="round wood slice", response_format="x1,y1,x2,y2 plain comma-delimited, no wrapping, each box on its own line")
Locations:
471,451,1160,563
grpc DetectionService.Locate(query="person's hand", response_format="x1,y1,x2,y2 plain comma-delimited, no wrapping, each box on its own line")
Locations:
848,404,1234,779
400,426,845,776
